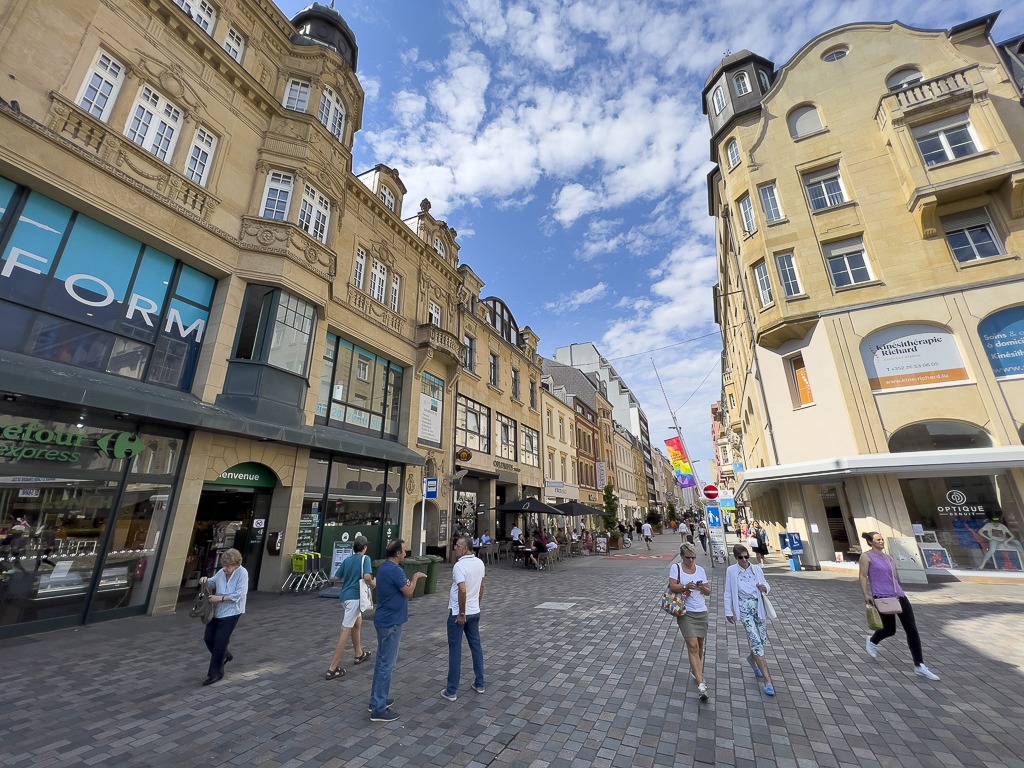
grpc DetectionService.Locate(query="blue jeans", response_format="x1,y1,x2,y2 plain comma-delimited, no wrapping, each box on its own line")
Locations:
370,623,403,715
203,614,239,678
445,611,484,695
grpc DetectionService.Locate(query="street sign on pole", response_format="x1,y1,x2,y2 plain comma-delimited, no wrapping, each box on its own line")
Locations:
705,505,727,565
424,477,439,500
702,485,719,501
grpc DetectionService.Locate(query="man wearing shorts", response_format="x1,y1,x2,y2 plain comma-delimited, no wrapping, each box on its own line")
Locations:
326,537,375,679
642,521,654,550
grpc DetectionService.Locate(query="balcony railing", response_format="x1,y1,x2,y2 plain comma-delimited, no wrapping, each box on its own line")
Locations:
876,66,981,128
415,323,465,367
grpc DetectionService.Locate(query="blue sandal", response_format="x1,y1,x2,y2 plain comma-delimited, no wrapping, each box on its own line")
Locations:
746,654,764,678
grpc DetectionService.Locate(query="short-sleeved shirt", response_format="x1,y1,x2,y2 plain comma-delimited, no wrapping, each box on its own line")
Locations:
374,560,409,629
670,562,708,612
449,554,485,615
642,523,653,538
511,527,522,542
337,553,371,602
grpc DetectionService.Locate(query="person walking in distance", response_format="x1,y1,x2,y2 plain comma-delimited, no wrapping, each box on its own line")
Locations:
198,548,247,686
670,543,712,701
859,531,940,680
369,539,427,722
642,520,654,550
325,537,375,679
698,520,709,555
441,535,486,701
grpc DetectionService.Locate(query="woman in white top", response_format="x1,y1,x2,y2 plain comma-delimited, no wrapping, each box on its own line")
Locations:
724,543,776,696
668,543,712,701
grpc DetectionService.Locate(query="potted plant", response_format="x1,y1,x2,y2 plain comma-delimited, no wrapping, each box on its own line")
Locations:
647,510,664,535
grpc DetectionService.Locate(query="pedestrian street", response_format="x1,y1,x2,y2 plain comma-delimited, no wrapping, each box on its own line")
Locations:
1,534,1022,768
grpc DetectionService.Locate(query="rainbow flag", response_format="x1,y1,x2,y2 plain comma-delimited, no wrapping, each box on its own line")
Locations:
665,437,696,489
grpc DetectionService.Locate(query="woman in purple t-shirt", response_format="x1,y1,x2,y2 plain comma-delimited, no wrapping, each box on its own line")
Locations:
858,531,940,680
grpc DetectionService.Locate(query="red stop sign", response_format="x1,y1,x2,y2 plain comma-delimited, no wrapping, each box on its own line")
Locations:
703,485,719,500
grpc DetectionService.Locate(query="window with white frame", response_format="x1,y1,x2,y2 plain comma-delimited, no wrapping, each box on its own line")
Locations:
298,183,330,244
489,352,499,387
738,194,756,234
317,86,346,141
521,427,540,467
353,247,366,289
369,259,387,303
261,171,293,220
712,86,726,115
434,237,446,258
823,237,873,287
174,0,217,33
379,185,396,212
283,79,311,112
428,301,443,328
124,86,182,161
726,139,741,169
390,274,401,312
77,50,124,121
886,68,922,91
804,166,847,211
775,252,803,297
733,72,751,96
822,47,848,62
753,259,773,307
758,183,783,223
496,413,517,461
184,126,218,186
912,113,979,167
223,27,246,62
941,208,1003,263
456,395,490,453
787,104,824,138
787,354,814,406
547,451,555,478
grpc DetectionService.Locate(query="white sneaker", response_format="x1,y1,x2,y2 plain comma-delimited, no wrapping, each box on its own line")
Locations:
697,683,709,701
865,636,878,658
915,664,940,681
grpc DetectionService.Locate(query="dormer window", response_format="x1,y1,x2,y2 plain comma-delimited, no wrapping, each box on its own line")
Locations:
758,70,771,94
434,236,447,258
733,72,751,96
379,185,396,212
712,86,726,115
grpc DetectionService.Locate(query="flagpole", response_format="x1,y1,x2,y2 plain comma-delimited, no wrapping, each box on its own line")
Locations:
652,359,704,490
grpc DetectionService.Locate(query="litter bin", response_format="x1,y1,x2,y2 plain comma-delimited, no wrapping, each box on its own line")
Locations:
424,554,443,595
372,559,385,577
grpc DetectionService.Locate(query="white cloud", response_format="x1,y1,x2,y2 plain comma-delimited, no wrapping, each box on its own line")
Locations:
545,282,609,313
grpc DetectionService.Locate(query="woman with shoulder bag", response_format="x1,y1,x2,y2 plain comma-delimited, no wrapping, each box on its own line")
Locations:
859,531,940,680
198,548,248,686
669,543,712,701
724,544,776,696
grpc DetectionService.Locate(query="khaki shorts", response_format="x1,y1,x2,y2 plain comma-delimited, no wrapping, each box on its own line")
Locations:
676,610,709,639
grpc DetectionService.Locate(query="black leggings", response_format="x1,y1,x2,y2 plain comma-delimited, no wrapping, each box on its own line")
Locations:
870,596,923,665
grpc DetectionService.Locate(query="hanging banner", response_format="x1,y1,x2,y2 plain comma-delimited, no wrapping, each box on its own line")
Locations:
861,325,969,391
664,437,696,489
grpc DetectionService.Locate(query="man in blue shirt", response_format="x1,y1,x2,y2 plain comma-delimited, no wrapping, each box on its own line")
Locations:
369,539,425,722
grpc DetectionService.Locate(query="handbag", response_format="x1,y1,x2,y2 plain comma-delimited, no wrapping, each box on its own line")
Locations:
358,556,373,613
866,603,884,630
189,583,215,624
870,552,903,615
660,563,687,618
761,594,777,620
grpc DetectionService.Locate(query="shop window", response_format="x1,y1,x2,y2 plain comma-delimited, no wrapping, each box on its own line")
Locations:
77,49,125,121
125,86,182,162
233,285,315,376
978,305,1024,380
861,324,968,392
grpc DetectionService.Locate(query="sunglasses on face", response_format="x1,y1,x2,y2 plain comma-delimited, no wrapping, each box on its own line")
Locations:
737,555,750,560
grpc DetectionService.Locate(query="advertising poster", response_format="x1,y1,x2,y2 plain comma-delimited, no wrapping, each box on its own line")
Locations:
417,392,443,445
861,325,968,391
979,306,1024,379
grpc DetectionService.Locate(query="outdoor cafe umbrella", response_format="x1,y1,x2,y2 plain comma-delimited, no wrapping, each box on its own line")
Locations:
554,501,605,517
496,498,565,515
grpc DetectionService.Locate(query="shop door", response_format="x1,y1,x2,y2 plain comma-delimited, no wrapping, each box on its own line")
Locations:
820,487,852,556
185,488,269,590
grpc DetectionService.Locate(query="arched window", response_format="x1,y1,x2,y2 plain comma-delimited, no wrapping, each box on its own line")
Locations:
758,70,771,94
726,139,741,168
886,68,923,92
712,86,726,115
733,72,751,96
888,422,991,452
787,105,823,139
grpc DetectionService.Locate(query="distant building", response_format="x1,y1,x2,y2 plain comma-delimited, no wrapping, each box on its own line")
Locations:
708,14,1024,577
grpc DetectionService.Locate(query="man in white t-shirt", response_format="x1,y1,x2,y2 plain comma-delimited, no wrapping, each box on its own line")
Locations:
642,521,654,550
441,535,486,701
510,525,524,544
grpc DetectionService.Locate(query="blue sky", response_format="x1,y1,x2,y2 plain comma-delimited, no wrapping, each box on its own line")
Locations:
276,0,1023,471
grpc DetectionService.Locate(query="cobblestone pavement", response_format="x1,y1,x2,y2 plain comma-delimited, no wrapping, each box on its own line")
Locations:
2,534,1023,768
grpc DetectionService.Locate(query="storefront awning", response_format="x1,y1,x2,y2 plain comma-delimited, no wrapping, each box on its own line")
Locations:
0,351,425,466
738,447,1024,500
